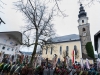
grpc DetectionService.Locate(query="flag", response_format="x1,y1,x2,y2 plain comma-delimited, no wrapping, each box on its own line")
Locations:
66,56,69,68
86,58,90,69
69,59,72,67
97,58,100,70
52,55,58,69
72,50,75,64
80,58,84,69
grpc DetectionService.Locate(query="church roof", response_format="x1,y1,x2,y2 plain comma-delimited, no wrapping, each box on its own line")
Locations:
48,34,80,43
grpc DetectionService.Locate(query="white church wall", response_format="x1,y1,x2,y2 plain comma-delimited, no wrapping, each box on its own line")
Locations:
0,34,20,55
98,37,100,53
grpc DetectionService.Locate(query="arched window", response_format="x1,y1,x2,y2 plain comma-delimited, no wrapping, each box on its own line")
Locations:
74,45,77,55
66,46,69,56
82,28,85,31
82,20,84,23
60,46,62,55
51,47,53,55
46,47,48,54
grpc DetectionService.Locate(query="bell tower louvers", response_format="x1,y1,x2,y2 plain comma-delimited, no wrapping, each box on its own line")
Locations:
78,4,91,55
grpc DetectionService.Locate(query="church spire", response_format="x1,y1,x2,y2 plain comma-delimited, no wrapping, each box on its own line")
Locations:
78,4,87,18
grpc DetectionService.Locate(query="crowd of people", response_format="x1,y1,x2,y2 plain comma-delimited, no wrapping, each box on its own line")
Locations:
34,61,100,75
0,53,100,75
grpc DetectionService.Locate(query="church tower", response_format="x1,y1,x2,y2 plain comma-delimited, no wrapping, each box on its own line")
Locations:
78,4,91,55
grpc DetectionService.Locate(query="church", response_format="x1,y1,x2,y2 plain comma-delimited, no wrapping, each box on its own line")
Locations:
42,4,93,64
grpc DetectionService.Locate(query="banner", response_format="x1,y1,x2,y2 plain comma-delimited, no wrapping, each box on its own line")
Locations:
72,50,75,64
86,58,90,69
97,58,100,70
52,55,58,69
80,58,84,69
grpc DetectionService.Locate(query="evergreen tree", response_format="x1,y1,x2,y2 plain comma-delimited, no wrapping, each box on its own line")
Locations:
85,42,95,59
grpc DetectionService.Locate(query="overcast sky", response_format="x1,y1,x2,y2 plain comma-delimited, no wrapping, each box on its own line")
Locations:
0,0,100,53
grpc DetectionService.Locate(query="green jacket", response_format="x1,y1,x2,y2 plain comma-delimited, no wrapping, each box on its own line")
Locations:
0,63,4,69
3,64,9,70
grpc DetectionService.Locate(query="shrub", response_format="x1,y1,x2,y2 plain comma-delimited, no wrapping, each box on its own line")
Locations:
85,42,95,59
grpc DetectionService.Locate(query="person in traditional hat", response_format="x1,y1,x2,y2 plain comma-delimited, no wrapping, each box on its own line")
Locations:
10,64,17,75
43,66,49,75
2,63,9,75
49,66,54,75
27,67,34,75
7,63,11,75
0,63,4,74
20,65,28,75
13,65,22,75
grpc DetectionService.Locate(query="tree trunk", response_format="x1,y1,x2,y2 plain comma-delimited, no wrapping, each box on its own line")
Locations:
29,39,38,67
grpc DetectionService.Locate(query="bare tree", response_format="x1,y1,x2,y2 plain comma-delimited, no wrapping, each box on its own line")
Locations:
78,0,100,7
63,50,68,58
0,0,6,12
0,0,6,24
14,0,56,66
53,0,67,17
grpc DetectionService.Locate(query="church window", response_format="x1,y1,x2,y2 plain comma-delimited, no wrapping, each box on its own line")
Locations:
83,28,85,31
66,46,69,56
46,47,48,54
66,46,69,51
51,47,53,54
74,45,77,55
2,46,5,50
60,46,62,55
82,20,84,23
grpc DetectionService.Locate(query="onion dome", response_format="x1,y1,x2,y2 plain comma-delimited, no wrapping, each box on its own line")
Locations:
78,4,87,18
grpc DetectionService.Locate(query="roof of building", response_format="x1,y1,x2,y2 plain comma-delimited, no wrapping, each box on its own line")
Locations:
94,30,100,36
22,52,32,55
21,51,42,55
48,34,80,43
94,30,100,52
0,31,22,44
